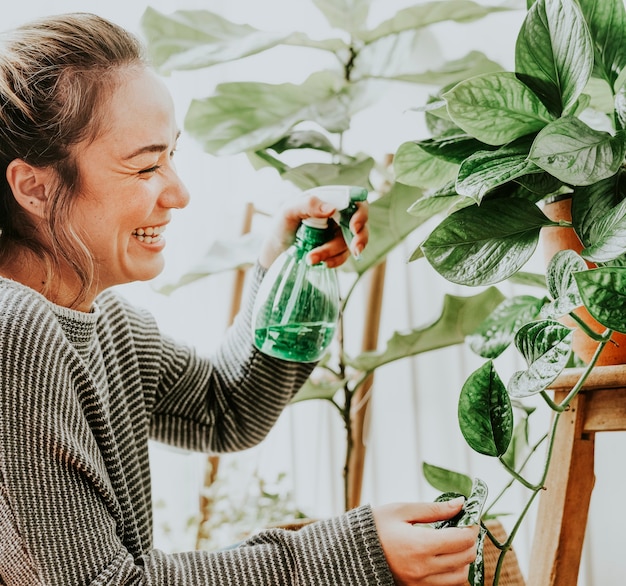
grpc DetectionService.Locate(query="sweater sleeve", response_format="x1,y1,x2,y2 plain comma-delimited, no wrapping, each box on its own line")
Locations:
91,506,395,586
148,263,316,452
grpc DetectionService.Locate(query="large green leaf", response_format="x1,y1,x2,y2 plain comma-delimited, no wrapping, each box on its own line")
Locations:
515,0,593,116
291,376,346,404
313,0,370,33
381,50,503,85
443,72,554,146
347,287,505,371
571,171,626,247
529,117,626,186
456,141,541,201
407,191,471,224
458,361,513,457
339,182,427,277
421,199,556,286
575,267,626,333
423,463,473,497
415,130,496,166
508,320,573,398
467,295,546,359
268,130,338,155
577,0,626,89
358,0,512,43
581,197,626,262
185,71,354,155
141,8,346,73
394,141,459,189
540,249,585,319
280,158,375,191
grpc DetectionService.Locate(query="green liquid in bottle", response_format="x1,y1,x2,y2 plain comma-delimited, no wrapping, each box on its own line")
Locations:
254,321,336,362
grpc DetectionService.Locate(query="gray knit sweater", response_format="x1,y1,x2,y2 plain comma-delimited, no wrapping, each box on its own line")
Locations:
0,265,394,585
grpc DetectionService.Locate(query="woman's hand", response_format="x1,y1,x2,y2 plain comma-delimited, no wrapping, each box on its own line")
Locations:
373,499,479,586
258,194,369,269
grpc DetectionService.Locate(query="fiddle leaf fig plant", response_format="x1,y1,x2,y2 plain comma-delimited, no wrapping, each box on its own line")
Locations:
394,0,626,580
140,0,512,515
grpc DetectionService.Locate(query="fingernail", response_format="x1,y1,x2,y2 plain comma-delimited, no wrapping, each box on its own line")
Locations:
352,244,362,260
448,496,465,507
320,203,335,214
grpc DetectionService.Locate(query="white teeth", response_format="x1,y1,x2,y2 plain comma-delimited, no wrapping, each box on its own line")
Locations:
132,225,165,242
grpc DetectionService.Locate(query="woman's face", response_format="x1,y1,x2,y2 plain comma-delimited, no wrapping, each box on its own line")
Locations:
70,67,190,293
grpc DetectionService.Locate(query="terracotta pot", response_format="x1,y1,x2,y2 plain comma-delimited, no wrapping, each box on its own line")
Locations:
542,198,626,365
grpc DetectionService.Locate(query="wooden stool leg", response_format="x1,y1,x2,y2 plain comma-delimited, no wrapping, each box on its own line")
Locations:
528,393,596,586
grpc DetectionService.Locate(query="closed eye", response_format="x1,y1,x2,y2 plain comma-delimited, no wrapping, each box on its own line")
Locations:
139,165,161,174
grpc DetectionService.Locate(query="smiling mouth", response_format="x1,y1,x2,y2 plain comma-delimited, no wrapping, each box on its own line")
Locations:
132,225,165,243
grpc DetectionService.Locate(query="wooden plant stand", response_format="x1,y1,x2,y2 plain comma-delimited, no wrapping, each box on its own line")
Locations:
528,364,626,585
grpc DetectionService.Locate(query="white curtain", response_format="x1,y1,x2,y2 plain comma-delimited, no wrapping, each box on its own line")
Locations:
7,1,626,584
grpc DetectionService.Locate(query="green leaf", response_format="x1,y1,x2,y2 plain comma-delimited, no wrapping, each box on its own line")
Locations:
443,72,554,145
155,233,261,295
348,288,505,371
508,320,573,398
393,141,459,189
291,376,346,404
384,50,503,86
456,140,541,201
458,361,513,457
529,117,626,186
407,192,471,223
312,0,369,33
581,197,626,263
509,271,548,289
467,295,546,359
514,172,564,198
185,71,354,155
423,463,473,497
515,0,593,116
341,182,427,276
540,249,585,319
575,267,626,333
571,172,626,247
501,415,532,471
280,158,374,191
416,130,496,166
421,199,555,286
268,130,338,155
359,0,512,43
577,0,626,89
140,7,293,72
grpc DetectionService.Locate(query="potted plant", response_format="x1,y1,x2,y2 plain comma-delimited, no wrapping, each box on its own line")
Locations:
140,0,513,518
393,0,626,580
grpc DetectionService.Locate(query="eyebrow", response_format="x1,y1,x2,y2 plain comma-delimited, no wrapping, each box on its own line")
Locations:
123,130,181,160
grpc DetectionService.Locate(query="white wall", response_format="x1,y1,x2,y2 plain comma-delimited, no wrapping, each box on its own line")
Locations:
6,1,626,584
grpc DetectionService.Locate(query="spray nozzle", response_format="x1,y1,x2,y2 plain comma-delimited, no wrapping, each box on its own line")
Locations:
302,185,368,248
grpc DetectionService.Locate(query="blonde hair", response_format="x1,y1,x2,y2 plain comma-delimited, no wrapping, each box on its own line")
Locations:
0,13,147,306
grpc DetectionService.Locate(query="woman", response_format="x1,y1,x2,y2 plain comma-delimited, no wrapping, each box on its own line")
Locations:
0,13,478,585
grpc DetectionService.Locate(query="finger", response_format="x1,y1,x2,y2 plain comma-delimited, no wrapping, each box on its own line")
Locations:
308,241,350,267
424,564,473,586
410,524,478,556
398,499,466,525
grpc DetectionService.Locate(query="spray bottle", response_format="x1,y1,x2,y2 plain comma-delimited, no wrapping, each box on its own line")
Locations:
252,185,368,362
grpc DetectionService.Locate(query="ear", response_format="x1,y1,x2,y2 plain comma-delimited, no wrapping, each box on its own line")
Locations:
6,159,55,219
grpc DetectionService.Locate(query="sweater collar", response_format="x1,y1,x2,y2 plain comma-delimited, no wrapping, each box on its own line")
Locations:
0,276,101,351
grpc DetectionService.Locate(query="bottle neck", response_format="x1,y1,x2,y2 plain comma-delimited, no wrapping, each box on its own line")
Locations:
295,223,333,254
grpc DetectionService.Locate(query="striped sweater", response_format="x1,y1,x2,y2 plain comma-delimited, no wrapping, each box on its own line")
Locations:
0,265,394,585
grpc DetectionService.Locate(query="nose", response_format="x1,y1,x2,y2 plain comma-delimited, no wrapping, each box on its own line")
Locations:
161,166,190,210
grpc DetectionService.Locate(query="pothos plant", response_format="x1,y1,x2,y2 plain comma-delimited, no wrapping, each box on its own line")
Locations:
140,0,514,514
393,0,626,581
